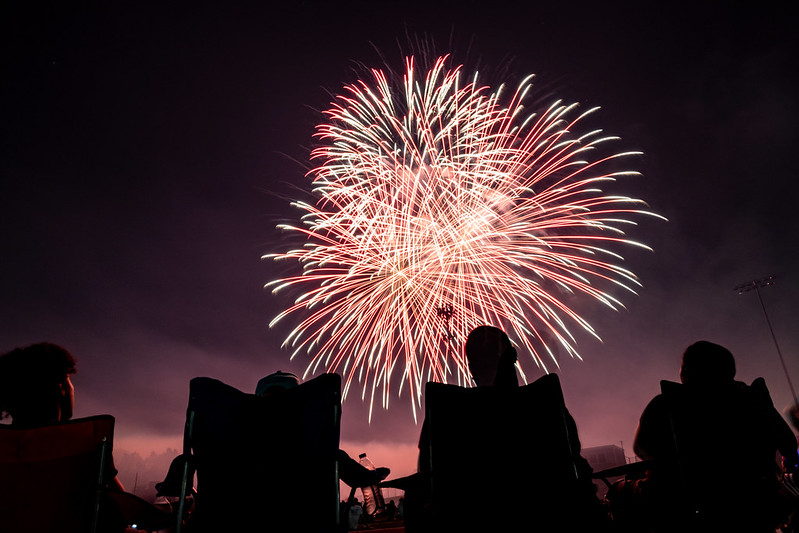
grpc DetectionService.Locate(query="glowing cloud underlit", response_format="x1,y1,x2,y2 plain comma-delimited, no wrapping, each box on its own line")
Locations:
265,55,663,419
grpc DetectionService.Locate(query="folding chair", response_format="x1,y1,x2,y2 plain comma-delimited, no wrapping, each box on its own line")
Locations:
657,378,790,532
422,373,601,532
176,373,342,533
0,415,114,533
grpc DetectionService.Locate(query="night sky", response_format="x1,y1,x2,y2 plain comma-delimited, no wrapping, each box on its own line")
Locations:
2,1,797,494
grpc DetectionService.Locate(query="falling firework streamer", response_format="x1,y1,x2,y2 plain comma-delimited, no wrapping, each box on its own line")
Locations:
265,55,663,419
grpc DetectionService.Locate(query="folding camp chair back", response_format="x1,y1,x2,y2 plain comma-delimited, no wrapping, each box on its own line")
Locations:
178,373,341,533
659,378,787,531
0,415,114,533
423,373,593,531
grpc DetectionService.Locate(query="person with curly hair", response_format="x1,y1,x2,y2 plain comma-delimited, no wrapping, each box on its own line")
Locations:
0,342,77,426
0,342,172,531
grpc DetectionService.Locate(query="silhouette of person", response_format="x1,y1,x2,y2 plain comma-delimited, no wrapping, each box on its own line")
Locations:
462,324,520,388
631,340,799,532
403,325,604,531
0,342,77,428
0,342,171,531
417,326,592,472
347,497,363,530
414,325,521,471
158,371,390,498
155,369,392,532
0,343,118,483
384,498,398,519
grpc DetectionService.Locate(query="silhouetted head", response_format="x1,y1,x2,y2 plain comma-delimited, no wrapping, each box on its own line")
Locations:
255,370,300,396
679,340,736,387
0,342,77,426
464,326,518,387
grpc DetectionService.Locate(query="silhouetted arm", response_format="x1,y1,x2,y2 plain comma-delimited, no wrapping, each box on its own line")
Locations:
751,378,799,472
337,449,390,488
633,394,669,461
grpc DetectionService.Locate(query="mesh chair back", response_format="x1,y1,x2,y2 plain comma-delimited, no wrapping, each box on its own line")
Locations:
424,373,582,530
0,415,114,533
660,378,784,529
184,373,341,532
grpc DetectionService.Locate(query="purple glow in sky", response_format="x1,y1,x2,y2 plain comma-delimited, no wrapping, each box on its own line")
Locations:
1,1,797,498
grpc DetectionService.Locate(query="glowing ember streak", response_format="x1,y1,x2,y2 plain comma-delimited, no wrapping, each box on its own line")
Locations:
265,55,663,419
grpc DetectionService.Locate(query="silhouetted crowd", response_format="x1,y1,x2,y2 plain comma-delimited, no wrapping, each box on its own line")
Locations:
2,331,798,533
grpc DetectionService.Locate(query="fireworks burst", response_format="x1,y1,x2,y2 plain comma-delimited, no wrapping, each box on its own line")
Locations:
265,55,662,419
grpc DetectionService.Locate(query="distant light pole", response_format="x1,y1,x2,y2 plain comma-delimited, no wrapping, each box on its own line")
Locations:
436,303,455,340
734,275,797,404
436,304,459,381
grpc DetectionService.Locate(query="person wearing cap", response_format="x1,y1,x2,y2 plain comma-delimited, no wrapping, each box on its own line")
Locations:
156,370,390,501
255,370,301,395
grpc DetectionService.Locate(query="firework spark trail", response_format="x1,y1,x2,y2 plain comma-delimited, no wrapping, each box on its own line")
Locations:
265,55,663,420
